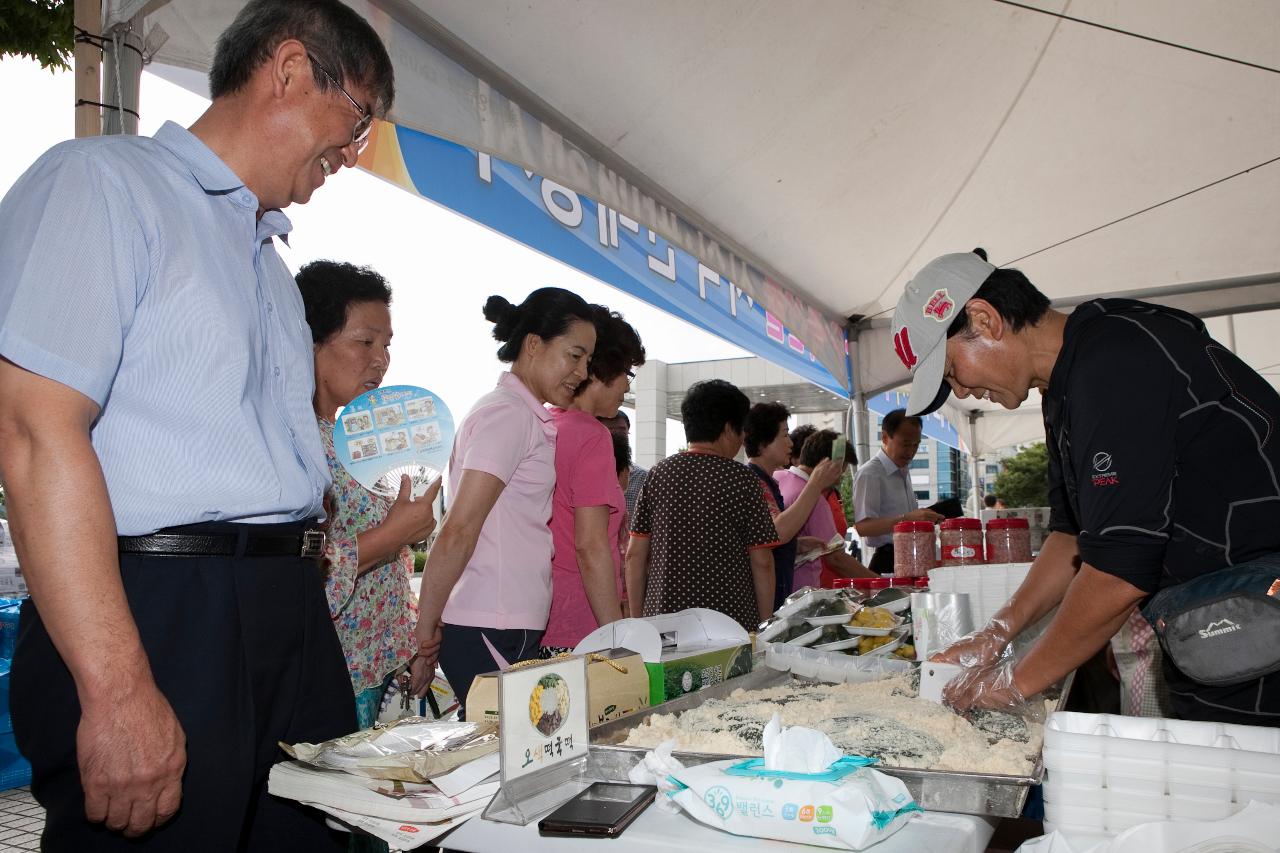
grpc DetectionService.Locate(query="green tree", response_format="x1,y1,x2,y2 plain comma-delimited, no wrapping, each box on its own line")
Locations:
992,442,1050,508
1,0,75,72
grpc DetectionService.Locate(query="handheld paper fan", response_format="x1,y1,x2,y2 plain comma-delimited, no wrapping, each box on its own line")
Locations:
333,385,455,499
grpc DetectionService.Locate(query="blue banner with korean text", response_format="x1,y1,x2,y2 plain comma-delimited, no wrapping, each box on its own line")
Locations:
362,123,851,397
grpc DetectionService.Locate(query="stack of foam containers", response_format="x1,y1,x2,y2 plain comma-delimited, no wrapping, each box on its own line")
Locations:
1042,711,1280,836
926,562,1033,626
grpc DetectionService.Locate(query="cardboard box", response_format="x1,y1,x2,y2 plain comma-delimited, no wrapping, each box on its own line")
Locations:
576,608,753,704
464,648,650,729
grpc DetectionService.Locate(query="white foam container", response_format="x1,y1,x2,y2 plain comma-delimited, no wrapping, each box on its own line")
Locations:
763,640,912,684
1042,711,1280,836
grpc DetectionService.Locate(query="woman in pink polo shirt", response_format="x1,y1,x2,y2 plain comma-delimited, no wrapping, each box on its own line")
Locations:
409,288,594,719
541,307,646,656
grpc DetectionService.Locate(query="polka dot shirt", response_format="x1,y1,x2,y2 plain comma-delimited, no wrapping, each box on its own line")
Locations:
631,451,779,630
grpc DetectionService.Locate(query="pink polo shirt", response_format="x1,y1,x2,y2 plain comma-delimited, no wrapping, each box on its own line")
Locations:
442,372,557,630
776,467,838,592
543,409,625,648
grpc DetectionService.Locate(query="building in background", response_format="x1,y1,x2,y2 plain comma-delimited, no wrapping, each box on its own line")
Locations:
629,356,976,509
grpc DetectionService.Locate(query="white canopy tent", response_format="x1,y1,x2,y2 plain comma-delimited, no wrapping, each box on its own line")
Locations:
97,0,1280,465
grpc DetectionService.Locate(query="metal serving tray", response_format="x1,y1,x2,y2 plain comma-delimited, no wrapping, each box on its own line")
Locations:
588,665,1073,818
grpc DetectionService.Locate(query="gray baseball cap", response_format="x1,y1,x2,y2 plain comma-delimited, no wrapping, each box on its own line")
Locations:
892,252,995,416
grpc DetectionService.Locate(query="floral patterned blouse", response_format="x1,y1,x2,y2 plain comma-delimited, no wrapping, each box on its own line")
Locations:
319,417,417,693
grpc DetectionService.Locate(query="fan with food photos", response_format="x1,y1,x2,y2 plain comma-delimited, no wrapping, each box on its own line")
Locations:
333,385,455,499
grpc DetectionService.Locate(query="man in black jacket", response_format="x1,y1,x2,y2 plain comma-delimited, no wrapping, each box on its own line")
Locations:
893,250,1280,724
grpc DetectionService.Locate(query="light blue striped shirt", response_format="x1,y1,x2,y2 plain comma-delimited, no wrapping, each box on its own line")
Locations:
0,122,329,535
851,450,919,548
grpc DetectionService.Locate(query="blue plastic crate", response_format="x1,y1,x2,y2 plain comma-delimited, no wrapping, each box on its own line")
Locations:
0,731,30,791
0,599,20,661
0,666,10,734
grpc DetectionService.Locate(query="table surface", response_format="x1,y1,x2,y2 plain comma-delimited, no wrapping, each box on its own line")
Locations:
440,806,996,853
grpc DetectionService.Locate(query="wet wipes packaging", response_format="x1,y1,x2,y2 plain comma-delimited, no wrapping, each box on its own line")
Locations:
663,715,920,849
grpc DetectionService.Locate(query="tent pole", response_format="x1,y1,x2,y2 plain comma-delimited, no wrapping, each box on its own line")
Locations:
847,323,871,467
967,411,982,516
73,0,101,138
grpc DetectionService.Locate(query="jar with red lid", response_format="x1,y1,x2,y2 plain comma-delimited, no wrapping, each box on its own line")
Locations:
986,517,1032,563
939,517,984,566
892,520,936,577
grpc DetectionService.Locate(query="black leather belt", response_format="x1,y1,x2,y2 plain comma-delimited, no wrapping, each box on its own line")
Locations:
118,529,326,559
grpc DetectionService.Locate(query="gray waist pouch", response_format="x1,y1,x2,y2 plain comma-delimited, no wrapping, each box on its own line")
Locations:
1142,558,1280,687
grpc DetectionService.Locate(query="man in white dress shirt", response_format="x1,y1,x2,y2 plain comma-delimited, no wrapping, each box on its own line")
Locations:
850,409,943,573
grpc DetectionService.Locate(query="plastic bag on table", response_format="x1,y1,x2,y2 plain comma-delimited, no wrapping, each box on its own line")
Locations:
281,716,497,782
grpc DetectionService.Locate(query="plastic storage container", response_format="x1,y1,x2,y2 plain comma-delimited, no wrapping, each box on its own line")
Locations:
986,517,1032,563
939,518,984,566
892,521,936,577
1042,711,1280,837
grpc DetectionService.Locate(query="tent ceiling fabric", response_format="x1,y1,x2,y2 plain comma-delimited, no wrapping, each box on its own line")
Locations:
111,0,1280,452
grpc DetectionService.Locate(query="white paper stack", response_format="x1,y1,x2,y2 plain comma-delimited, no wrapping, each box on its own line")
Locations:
268,752,499,850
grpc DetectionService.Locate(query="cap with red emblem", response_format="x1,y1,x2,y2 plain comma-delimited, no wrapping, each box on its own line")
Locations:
891,251,995,417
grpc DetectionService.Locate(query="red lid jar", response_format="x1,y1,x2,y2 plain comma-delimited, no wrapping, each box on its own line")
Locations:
892,520,936,578
986,517,1032,563
939,517,985,567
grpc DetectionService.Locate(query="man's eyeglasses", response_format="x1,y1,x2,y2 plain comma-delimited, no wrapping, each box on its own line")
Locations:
307,53,373,155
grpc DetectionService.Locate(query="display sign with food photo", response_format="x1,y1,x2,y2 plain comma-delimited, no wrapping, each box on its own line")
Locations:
497,657,589,785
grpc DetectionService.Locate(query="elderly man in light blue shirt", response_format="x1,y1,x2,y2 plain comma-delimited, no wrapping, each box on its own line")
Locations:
0,2,396,849
851,409,943,573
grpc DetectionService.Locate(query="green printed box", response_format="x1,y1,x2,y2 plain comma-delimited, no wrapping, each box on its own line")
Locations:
576,608,752,704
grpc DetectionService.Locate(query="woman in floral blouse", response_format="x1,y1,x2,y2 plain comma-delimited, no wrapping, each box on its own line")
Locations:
296,261,440,728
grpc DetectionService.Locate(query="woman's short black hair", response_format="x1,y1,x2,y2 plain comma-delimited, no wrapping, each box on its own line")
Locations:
788,424,817,462
586,305,646,384
744,402,790,458
210,0,395,116
295,260,392,343
483,287,594,363
946,249,1051,340
681,380,750,444
881,408,923,438
610,430,632,476
799,429,856,469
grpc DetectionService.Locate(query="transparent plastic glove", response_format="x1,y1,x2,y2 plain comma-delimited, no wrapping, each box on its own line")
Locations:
942,658,1044,722
928,611,1016,669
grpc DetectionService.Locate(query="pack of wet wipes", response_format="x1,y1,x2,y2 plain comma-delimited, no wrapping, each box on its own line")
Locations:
664,715,920,850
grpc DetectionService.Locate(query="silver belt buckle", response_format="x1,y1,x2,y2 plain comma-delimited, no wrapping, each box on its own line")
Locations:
301,529,326,558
